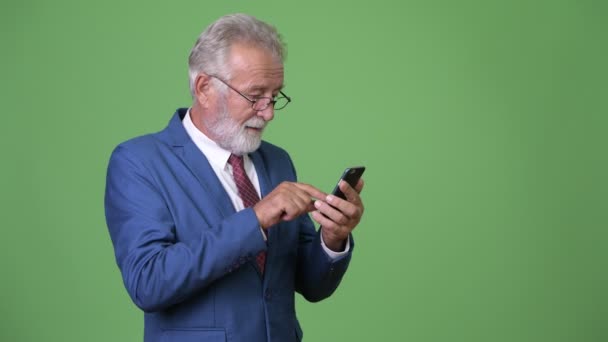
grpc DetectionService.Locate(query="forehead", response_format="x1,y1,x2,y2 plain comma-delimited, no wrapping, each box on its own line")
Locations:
227,43,284,90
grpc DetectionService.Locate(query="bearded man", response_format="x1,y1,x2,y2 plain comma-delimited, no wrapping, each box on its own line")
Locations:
105,13,365,342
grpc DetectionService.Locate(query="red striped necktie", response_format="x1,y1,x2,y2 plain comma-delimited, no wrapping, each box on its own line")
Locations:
228,154,266,274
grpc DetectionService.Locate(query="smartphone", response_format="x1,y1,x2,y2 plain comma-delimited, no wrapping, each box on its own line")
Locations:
331,166,366,200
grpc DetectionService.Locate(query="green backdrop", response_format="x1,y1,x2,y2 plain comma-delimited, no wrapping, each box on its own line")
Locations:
1,1,607,341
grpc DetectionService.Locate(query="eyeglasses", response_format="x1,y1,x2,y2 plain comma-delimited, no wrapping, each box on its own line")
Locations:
209,75,291,111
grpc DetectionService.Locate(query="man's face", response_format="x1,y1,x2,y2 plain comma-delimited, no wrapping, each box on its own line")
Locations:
204,43,284,155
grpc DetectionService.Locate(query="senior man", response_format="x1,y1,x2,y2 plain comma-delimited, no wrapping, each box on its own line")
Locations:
105,13,365,342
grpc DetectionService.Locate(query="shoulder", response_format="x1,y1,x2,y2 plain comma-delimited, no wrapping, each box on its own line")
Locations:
110,131,167,164
109,109,185,163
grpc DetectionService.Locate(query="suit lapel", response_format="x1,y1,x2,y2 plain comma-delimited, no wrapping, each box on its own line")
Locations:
249,150,271,198
250,149,280,275
180,143,236,218
164,109,236,219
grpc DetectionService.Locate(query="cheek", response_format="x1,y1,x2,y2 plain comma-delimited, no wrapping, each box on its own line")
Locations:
220,93,257,124
230,106,256,125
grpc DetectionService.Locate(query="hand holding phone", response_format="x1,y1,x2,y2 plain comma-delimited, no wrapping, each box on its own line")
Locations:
318,166,366,251
330,166,365,200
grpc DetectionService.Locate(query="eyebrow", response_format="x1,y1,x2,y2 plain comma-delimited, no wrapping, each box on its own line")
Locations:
246,83,285,94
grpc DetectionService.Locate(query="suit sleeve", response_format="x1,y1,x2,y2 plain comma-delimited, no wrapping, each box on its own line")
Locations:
104,145,266,312
285,157,355,302
295,217,354,302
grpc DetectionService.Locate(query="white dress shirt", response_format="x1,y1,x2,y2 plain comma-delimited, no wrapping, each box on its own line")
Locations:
182,109,349,258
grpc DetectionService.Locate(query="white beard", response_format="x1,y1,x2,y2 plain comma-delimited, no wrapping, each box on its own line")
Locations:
205,97,266,155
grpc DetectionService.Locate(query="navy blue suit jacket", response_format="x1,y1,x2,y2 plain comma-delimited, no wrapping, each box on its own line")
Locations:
105,108,353,342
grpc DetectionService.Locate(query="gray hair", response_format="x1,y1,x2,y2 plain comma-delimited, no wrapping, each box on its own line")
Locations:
188,13,286,97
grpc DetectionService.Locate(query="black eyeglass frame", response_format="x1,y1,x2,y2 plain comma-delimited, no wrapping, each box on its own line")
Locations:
209,75,291,111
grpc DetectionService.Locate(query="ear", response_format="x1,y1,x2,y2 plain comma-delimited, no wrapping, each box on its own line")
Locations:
193,73,213,107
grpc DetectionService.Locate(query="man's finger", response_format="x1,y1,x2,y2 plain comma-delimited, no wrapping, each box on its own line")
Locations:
292,182,328,200
338,180,362,205
354,178,364,193
314,200,349,225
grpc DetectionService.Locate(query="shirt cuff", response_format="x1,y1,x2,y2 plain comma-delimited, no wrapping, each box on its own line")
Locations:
320,231,350,259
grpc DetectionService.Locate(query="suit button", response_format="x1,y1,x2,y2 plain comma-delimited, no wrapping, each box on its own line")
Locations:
265,289,272,301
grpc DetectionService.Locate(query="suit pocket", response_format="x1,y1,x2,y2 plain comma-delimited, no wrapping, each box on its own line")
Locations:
161,328,226,342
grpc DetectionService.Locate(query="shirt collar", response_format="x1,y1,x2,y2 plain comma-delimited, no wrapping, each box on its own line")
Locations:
182,108,232,171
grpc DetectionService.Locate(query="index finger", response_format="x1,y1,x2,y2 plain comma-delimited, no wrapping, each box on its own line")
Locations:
293,182,328,201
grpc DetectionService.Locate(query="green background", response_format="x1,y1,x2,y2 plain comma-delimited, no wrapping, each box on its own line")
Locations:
1,0,607,341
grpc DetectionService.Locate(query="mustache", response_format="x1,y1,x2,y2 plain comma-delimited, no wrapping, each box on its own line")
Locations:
244,118,266,129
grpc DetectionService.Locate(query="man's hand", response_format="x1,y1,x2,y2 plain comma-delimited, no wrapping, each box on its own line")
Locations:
253,182,327,229
311,179,365,252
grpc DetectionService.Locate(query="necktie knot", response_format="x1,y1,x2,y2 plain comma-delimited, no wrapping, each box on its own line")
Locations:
228,154,244,171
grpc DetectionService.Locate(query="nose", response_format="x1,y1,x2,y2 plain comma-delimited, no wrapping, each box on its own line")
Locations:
256,105,275,121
